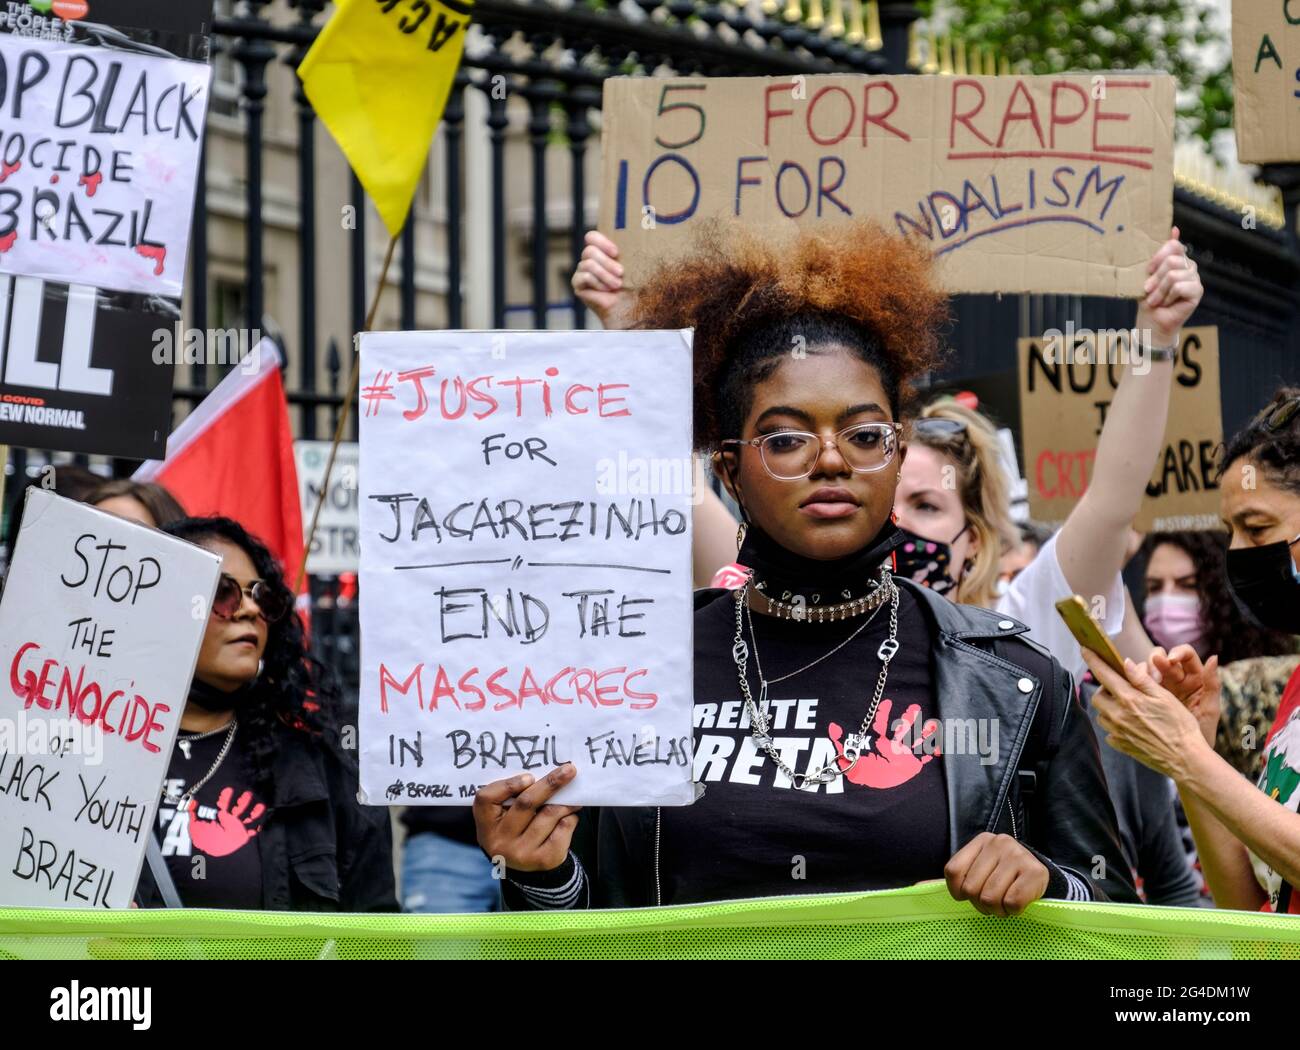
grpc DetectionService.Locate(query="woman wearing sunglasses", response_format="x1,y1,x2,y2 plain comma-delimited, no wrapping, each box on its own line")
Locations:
1083,390,1300,914
133,516,397,912
478,221,1137,914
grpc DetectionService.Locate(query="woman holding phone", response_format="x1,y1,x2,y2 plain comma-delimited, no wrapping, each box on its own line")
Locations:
477,221,1136,914
1083,391,1300,914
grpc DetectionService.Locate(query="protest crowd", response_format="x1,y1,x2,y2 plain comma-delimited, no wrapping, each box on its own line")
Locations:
0,0,1299,967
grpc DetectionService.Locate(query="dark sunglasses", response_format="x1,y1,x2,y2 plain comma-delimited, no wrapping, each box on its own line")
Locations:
212,573,289,623
1259,394,1300,433
911,417,969,441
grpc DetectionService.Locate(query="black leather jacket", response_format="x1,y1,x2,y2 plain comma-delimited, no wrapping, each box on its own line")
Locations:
505,578,1140,909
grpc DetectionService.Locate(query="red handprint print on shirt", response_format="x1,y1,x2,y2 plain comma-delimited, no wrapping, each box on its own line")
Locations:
188,787,266,857
828,699,940,788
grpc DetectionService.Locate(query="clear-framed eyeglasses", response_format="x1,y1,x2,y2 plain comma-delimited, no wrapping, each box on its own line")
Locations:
720,421,903,481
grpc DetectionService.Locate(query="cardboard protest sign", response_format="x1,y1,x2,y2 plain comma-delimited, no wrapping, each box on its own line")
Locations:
600,73,1175,296
1018,326,1222,533
0,489,220,908
358,329,696,807
296,439,360,574
1233,1,1300,163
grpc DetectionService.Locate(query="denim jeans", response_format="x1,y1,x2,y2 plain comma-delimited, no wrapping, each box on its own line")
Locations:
401,831,502,913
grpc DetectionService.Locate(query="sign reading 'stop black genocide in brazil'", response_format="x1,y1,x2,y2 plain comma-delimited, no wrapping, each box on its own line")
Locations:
0,0,211,459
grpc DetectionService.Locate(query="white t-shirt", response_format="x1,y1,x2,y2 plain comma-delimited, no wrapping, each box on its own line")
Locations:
994,532,1126,686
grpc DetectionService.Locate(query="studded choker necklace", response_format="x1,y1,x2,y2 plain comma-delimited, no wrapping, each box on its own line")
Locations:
736,518,905,618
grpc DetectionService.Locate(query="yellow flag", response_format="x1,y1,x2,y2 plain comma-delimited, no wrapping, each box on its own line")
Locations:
299,0,473,237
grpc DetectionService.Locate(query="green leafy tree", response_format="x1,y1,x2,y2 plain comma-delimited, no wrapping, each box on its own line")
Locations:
920,0,1233,146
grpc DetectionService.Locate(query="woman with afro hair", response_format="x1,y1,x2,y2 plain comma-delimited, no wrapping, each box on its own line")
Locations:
134,516,397,911
474,222,1138,914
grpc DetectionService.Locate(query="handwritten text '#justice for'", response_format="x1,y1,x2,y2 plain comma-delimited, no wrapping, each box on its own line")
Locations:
362,365,633,423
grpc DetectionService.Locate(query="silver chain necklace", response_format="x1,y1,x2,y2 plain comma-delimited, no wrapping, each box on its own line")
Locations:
732,575,899,791
748,564,891,688
164,718,238,808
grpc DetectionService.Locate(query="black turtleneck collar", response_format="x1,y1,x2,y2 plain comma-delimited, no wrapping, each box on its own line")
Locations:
188,676,257,713
737,517,904,604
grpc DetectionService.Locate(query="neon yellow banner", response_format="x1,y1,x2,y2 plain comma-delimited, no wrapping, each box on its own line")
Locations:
3,883,1300,960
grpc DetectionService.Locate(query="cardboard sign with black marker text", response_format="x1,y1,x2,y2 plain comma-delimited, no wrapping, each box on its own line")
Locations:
1017,326,1222,533
600,72,1175,296
0,489,220,908
1233,0,1300,163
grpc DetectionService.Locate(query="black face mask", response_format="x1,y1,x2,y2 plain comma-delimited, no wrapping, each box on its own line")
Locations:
188,675,259,713
892,523,970,596
1226,532,1300,634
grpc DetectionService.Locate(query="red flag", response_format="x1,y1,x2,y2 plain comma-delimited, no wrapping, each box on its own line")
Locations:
135,340,304,585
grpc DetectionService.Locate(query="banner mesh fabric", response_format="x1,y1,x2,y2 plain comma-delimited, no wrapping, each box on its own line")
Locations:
3,882,1299,960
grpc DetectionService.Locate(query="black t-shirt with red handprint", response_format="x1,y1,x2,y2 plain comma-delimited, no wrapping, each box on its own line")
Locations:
665,586,948,905
158,724,267,909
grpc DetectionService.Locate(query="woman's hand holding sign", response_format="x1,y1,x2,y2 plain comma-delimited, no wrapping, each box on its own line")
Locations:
572,231,634,330
1134,226,1201,345
474,764,582,872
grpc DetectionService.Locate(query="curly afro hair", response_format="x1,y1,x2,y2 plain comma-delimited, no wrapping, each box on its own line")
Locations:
629,219,950,451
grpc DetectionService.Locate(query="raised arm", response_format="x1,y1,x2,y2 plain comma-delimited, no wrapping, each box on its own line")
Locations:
572,230,634,330
1055,228,1202,606
574,230,739,587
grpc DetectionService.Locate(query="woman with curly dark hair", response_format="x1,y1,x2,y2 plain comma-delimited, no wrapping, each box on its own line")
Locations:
475,221,1137,915
134,516,396,911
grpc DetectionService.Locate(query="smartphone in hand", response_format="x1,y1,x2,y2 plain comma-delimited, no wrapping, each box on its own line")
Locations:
1054,595,1126,675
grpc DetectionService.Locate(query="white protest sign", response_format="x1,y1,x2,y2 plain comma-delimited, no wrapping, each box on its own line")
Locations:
0,32,210,297
358,329,696,807
295,440,360,574
0,489,220,908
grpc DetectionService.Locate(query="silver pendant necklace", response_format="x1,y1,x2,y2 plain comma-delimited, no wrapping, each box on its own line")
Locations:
732,572,900,790
164,718,238,808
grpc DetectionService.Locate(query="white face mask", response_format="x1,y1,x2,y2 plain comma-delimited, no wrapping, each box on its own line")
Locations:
1142,593,1206,653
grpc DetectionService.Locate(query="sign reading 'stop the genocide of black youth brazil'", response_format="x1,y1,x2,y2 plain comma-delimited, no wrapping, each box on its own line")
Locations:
0,490,220,908
0,1,212,459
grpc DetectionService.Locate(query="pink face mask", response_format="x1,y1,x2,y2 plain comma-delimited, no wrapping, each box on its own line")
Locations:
1142,593,1205,654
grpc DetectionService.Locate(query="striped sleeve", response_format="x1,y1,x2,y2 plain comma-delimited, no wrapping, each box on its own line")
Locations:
505,853,590,910
1026,845,1095,902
